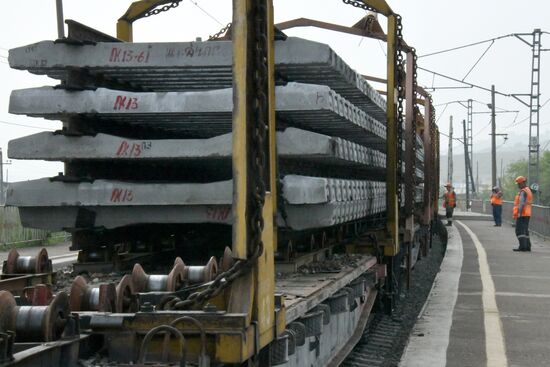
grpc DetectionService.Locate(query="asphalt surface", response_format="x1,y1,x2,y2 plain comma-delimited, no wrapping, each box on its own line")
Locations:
401,218,550,367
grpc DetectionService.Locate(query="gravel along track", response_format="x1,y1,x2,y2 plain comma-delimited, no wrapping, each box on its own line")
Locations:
343,230,446,367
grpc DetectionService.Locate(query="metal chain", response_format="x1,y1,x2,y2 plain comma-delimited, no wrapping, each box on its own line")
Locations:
164,2,268,311
429,96,437,207
341,0,378,12
209,23,232,41
143,1,181,17
396,15,405,213
411,48,418,208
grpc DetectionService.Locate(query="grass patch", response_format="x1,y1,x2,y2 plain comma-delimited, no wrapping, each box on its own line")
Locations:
0,232,70,250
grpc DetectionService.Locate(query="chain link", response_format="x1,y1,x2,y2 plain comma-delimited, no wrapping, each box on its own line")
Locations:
341,0,378,12
395,15,405,214
163,2,268,311
411,48,418,209
208,23,232,41
143,1,181,17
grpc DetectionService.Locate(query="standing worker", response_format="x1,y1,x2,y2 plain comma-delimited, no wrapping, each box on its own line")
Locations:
512,176,532,252
490,186,503,226
443,183,457,226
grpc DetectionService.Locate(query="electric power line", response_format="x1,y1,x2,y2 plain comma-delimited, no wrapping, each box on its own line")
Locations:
418,66,512,97
419,33,515,58
187,0,224,26
461,40,495,81
501,97,550,131
0,119,55,131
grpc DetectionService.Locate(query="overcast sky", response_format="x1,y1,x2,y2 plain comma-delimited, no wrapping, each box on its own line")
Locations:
1,0,549,182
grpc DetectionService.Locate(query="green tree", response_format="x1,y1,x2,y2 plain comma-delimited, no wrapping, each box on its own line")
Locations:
501,152,550,205
501,159,527,201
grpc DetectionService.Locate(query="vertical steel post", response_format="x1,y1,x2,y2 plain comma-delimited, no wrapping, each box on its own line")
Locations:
405,53,415,290
385,15,399,256
231,0,250,260
404,54,415,220
229,0,277,350
463,119,470,210
467,99,475,197
528,29,542,202
423,100,432,226
447,116,453,184
0,149,3,205
491,85,497,187
55,0,65,38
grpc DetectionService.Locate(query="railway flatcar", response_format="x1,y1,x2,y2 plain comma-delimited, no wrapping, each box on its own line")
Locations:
0,0,440,365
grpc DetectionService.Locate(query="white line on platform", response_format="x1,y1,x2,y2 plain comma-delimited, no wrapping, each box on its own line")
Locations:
461,272,550,281
460,291,550,299
456,220,509,367
399,224,464,367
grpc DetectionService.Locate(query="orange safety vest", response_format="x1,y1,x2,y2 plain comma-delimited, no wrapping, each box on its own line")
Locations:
490,193,503,205
443,191,456,208
513,187,533,219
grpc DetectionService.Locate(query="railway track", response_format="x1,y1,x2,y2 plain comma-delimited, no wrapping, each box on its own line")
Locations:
344,233,446,367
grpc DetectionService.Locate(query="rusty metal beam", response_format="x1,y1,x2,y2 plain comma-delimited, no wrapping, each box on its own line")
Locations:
275,16,386,41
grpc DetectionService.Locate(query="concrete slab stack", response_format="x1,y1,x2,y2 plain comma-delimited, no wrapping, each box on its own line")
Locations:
8,38,386,120
8,176,385,231
6,35,403,237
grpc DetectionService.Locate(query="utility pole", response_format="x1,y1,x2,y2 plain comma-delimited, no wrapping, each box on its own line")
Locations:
0,149,11,206
447,116,453,184
528,29,542,202
512,29,543,202
476,161,479,192
463,120,471,209
467,99,474,197
0,148,3,205
491,85,497,188
500,158,504,187
55,0,65,38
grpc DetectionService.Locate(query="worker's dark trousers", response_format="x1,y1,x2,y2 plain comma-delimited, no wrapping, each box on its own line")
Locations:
445,207,454,225
492,204,502,226
515,216,531,250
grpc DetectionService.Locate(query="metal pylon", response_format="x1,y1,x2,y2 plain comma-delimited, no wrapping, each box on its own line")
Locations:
467,99,475,196
528,29,542,193
447,116,453,184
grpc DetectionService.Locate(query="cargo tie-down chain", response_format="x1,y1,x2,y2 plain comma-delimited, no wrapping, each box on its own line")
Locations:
162,1,268,310
143,1,182,17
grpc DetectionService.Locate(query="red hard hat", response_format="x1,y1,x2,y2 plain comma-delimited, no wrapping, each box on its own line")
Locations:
515,176,526,183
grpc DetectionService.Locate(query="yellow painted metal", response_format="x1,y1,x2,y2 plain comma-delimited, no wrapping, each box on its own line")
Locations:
254,193,277,348
117,0,175,41
228,0,278,354
384,15,399,257
231,0,249,260
216,327,256,363
267,0,278,253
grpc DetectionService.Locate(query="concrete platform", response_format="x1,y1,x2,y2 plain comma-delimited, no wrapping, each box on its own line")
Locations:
401,219,550,367
8,37,386,119
9,83,386,148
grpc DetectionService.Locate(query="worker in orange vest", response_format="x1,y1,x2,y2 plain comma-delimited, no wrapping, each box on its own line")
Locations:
512,176,532,252
490,186,503,227
443,183,456,226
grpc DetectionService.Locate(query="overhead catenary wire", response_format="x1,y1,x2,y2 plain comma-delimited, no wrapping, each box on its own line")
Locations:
187,0,223,26
419,33,515,58
418,66,512,97
0,119,55,131
461,40,495,81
